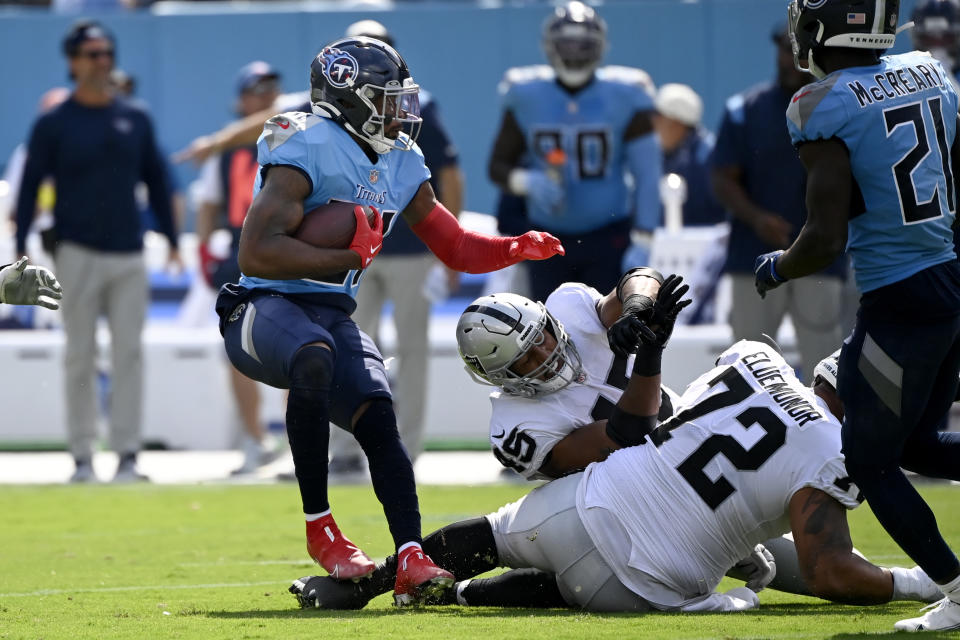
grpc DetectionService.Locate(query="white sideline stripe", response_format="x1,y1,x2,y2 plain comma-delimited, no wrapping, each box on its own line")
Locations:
0,580,285,598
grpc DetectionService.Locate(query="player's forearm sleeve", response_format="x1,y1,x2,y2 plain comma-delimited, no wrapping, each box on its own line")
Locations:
627,133,663,232
411,202,517,273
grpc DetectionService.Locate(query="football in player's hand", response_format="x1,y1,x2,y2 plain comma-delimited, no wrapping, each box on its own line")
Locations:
294,201,378,249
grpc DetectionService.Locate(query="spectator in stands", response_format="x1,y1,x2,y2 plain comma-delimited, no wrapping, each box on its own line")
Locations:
653,83,725,227
709,24,844,380
488,1,662,303
326,20,465,476
193,61,286,475
15,20,180,483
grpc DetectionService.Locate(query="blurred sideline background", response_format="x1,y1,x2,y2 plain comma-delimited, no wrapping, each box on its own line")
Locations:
0,0,939,457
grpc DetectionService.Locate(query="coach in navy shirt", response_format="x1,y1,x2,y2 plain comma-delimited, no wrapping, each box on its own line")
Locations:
709,25,845,382
15,20,179,484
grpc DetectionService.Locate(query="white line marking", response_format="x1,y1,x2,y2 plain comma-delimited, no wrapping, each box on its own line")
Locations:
0,580,286,598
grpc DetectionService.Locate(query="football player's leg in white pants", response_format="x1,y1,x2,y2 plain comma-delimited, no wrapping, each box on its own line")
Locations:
485,473,652,612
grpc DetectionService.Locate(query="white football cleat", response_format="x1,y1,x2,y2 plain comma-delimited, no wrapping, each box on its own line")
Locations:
894,597,960,632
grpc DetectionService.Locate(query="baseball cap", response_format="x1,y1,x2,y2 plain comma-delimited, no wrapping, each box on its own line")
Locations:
62,19,115,58
235,61,280,96
345,19,395,47
655,83,703,127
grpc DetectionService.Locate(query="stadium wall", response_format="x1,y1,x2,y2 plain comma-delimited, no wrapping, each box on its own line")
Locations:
0,0,920,218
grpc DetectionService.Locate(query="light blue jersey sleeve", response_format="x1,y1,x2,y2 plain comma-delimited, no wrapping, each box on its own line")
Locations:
255,112,322,196
786,74,849,146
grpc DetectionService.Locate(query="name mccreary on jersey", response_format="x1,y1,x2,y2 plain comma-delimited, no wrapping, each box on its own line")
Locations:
354,184,387,204
741,352,823,427
846,61,946,108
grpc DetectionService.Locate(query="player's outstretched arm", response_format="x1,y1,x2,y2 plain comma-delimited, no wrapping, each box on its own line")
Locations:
404,181,564,273
173,106,274,166
788,487,939,605
238,166,364,280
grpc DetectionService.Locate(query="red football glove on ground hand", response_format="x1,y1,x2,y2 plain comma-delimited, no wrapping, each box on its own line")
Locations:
348,205,384,268
508,231,565,260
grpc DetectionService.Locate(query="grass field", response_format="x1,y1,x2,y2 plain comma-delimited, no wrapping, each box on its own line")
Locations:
2,482,959,640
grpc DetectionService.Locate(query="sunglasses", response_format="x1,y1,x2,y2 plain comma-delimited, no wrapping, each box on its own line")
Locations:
78,49,114,60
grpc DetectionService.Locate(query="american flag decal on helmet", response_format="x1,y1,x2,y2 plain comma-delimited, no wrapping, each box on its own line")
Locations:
847,12,866,24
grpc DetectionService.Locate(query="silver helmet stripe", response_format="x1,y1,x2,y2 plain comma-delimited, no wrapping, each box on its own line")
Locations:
464,304,526,334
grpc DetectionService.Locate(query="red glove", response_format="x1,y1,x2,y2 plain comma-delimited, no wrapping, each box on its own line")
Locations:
348,205,384,268
508,231,565,260
198,243,221,287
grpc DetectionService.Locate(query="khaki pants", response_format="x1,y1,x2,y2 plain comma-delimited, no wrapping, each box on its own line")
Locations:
329,253,434,462
55,242,147,460
729,273,846,383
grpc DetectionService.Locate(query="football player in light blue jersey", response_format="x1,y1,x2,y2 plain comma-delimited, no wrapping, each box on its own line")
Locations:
215,37,563,607
754,0,960,632
488,1,662,303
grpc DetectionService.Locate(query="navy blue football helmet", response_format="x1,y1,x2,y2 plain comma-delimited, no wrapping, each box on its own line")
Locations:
310,37,421,154
788,0,901,78
912,0,960,69
542,1,607,88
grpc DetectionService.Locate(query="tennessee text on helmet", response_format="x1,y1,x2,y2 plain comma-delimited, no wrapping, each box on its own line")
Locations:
310,37,422,155
788,0,902,79
456,293,584,398
542,1,608,88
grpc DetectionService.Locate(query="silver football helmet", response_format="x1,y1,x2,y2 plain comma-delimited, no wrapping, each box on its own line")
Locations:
813,348,841,390
456,293,583,398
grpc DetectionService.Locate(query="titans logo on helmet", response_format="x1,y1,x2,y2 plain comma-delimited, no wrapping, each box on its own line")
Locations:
321,47,359,88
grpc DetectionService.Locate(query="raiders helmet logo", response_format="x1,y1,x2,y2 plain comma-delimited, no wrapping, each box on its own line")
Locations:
320,47,359,88
228,303,245,323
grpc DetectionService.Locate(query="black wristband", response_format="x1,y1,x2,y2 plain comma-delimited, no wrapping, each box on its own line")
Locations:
605,406,658,447
616,267,664,301
632,343,663,377
621,293,654,316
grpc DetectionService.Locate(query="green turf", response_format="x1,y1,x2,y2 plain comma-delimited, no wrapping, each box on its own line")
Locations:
1,482,958,639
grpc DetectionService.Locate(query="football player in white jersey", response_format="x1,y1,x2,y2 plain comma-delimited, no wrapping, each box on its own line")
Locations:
456,267,680,480
290,293,941,612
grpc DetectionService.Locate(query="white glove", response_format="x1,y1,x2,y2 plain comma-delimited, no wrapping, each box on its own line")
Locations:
0,257,63,310
733,543,777,592
680,587,760,612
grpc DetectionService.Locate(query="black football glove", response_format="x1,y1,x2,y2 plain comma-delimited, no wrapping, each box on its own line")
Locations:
633,274,692,376
754,250,787,299
289,575,374,610
607,294,657,357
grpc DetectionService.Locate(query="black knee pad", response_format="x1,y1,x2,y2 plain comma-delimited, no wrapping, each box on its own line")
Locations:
289,345,334,391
